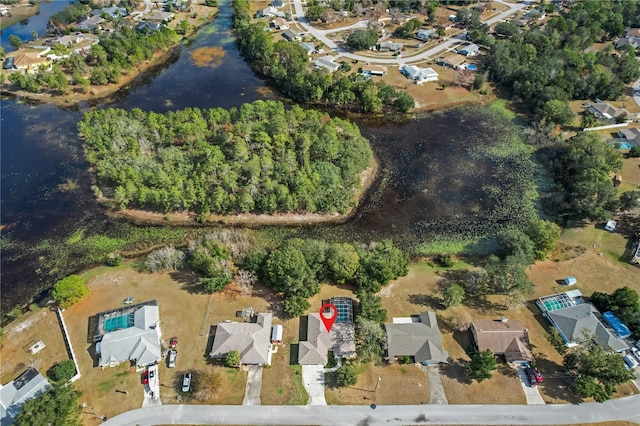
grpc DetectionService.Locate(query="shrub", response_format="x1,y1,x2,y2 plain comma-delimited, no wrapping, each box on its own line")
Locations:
225,350,240,368
48,360,76,382
145,246,185,272
335,363,358,387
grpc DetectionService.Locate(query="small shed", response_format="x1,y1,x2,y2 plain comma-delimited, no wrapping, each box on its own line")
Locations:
271,324,283,345
605,219,617,232
563,276,577,286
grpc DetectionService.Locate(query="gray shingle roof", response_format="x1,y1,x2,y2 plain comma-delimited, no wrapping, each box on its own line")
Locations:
548,304,628,352
298,313,356,365
385,312,449,364
210,313,272,365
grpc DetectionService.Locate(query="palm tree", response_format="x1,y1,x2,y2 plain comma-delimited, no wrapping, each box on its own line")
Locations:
581,112,596,129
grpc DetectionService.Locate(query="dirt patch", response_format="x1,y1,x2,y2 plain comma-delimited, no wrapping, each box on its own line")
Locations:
190,47,226,68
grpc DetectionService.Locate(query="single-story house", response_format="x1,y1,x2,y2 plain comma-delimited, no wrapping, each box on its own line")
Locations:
384,311,449,364
361,64,387,76
470,319,534,363
210,313,273,366
438,53,466,68
459,43,480,56
300,41,316,54
314,57,340,73
618,127,640,142
146,11,174,22
537,291,628,352
0,368,50,425
77,15,103,31
259,6,283,18
605,219,617,231
95,301,162,367
615,36,640,50
589,102,635,121
135,21,163,33
401,65,438,84
298,313,356,364
379,41,403,52
50,33,86,46
272,17,288,30
91,6,127,19
416,29,437,41
7,49,52,74
282,29,301,41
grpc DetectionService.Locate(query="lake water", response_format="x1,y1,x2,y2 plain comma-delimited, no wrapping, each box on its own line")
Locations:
1,1,523,311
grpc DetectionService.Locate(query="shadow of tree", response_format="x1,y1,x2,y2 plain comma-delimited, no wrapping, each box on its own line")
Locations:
169,270,203,295
408,294,443,310
440,358,471,385
252,285,284,318
533,356,582,404
203,326,215,362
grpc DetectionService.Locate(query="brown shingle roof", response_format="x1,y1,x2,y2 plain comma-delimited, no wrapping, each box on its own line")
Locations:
471,319,533,362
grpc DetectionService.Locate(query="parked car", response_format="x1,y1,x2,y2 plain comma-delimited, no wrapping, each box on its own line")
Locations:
182,372,192,392
631,347,640,363
169,337,178,348
141,371,149,385
623,354,639,370
533,367,543,383
168,349,177,368
525,367,538,386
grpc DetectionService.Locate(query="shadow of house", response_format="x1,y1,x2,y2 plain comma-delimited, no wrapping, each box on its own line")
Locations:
440,357,471,384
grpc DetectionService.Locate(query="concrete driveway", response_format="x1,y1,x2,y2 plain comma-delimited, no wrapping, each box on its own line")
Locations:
301,365,327,405
423,365,448,404
243,365,263,405
516,365,545,405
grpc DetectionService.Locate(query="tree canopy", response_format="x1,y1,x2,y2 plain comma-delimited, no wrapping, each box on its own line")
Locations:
78,101,373,215
468,349,497,382
16,383,82,426
52,275,89,308
591,287,640,339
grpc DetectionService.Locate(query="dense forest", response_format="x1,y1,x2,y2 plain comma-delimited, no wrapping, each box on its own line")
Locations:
231,0,414,114
461,1,640,123
78,100,374,214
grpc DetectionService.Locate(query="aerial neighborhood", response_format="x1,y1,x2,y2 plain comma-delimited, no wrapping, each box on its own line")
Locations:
1,0,640,425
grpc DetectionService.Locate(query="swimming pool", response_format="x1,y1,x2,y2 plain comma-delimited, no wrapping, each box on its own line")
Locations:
466,64,477,71
617,142,633,149
104,314,133,332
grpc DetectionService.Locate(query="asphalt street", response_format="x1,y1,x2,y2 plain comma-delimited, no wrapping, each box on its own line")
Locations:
104,394,640,426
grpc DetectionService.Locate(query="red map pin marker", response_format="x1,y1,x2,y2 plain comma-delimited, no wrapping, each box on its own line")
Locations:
319,303,338,332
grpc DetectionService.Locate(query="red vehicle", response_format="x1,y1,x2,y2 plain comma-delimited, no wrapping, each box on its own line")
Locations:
525,367,538,387
534,368,543,383
169,338,178,348
141,371,149,385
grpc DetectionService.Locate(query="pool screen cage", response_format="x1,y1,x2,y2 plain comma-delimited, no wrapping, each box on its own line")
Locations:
93,300,158,342
326,296,354,324
538,293,577,313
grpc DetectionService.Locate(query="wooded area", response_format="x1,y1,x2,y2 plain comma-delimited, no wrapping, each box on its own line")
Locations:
78,100,373,214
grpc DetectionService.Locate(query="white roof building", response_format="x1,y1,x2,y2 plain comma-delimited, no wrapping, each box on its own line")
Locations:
401,65,438,84
0,368,50,425
314,57,340,73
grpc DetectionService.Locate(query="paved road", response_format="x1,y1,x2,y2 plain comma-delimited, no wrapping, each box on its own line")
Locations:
301,364,327,405
243,365,263,406
103,394,640,425
424,365,448,405
290,0,529,65
516,365,545,405
633,79,640,107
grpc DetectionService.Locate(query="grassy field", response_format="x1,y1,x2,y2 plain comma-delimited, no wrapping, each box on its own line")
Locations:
0,3,39,30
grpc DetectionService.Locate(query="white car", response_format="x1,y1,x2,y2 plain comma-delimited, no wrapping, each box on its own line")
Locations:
623,354,639,370
182,373,191,392
168,349,177,368
631,347,640,363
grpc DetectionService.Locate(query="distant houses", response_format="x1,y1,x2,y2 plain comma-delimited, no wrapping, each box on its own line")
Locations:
282,29,301,42
416,29,437,41
618,127,640,145
259,6,283,18
271,17,289,30
77,15,103,31
361,64,387,76
437,53,466,69
146,11,174,22
314,57,340,73
384,311,449,364
401,65,438,84
379,41,403,52
459,43,480,56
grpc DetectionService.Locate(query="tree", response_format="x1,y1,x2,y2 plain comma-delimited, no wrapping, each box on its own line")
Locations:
201,275,231,293
355,317,386,360
563,341,634,402
525,219,560,260
326,243,359,284
225,350,241,368
357,290,387,322
539,99,575,126
335,363,358,387
619,191,640,211
52,275,89,308
545,326,567,356
8,35,22,49
443,283,465,308
497,229,535,262
284,295,310,318
346,29,378,51
262,244,319,298
468,349,497,382
48,360,77,382
16,383,82,426
305,4,326,22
